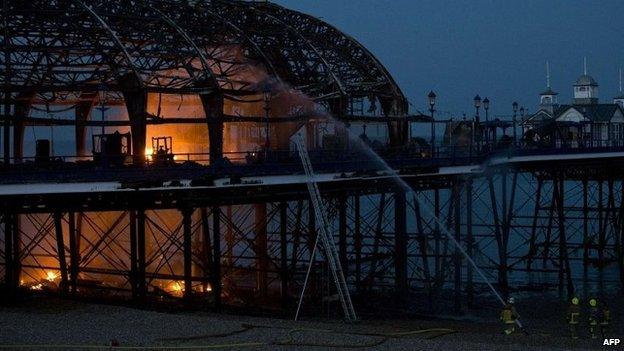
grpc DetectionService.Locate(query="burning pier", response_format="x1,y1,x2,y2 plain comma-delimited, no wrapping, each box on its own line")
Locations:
1,0,623,320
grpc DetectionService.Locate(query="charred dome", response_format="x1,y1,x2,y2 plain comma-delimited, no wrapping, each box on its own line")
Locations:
1,0,408,164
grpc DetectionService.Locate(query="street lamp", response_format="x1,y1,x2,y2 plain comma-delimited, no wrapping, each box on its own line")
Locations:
483,97,490,143
474,95,482,122
483,97,490,121
512,101,518,143
262,84,272,154
474,95,482,147
97,85,108,136
428,91,436,156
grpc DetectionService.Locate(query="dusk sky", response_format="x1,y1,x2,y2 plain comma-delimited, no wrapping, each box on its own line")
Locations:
275,0,624,119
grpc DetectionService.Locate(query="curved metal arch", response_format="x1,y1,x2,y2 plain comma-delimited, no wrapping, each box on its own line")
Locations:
71,0,144,89
244,2,347,97
4,0,140,100
142,1,220,93
78,0,216,93
262,2,404,101
208,0,346,100
4,0,406,113
187,0,280,79
150,0,281,92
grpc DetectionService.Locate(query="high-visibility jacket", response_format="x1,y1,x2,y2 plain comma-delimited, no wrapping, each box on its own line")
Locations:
589,307,599,325
568,304,580,325
501,304,518,324
601,308,611,325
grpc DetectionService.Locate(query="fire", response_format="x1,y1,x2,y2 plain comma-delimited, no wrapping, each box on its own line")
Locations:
46,271,58,282
144,148,153,162
163,281,210,297
168,281,184,297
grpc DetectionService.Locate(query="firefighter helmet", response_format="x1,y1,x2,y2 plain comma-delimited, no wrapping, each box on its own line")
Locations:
572,297,579,305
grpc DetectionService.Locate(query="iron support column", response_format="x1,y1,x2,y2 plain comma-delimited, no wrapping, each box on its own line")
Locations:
54,212,68,295
434,189,441,279
527,178,543,272
487,174,506,297
279,202,288,307
200,94,225,164
75,100,93,157
338,194,348,273
212,206,222,310
68,212,79,295
137,210,146,298
11,213,20,292
200,208,212,294
254,203,268,298
120,74,147,166
554,175,574,298
182,208,193,300
129,211,138,299
394,191,408,300
354,195,362,291
3,213,13,292
466,179,474,306
453,181,462,313
12,98,30,163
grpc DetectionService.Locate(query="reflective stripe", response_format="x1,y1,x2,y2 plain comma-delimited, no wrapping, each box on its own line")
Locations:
502,308,513,322
569,312,579,324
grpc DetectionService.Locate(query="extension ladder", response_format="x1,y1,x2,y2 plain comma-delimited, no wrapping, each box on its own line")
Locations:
293,134,357,322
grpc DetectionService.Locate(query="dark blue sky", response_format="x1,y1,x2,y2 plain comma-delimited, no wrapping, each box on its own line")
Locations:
275,0,624,118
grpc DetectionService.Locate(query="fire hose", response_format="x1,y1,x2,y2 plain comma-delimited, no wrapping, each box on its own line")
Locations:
0,324,457,350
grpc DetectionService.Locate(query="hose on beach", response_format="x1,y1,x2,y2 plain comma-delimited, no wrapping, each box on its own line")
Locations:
0,324,458,350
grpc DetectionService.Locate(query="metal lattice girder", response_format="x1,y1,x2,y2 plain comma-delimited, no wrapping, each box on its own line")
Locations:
253,2,405,108
1,0,406,115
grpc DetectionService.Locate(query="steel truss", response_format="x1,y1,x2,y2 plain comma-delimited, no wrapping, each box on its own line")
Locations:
1,0,410,165
1,163,623,317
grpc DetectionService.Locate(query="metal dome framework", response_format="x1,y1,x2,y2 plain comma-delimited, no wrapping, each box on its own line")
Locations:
1,0,408,164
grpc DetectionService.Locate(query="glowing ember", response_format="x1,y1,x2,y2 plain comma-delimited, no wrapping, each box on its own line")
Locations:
144,148,154,162
46,271,58,282
168,281,184,297
30,283,43,291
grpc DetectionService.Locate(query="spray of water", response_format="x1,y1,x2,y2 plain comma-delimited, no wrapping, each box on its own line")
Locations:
328,117,525,329
253,76,522,326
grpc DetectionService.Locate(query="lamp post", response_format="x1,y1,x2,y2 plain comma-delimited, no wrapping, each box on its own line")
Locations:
483,97,490,144
428,91,436,156
97,85,108,136
512,101,518,144
474,95,482,148
262,84,272,157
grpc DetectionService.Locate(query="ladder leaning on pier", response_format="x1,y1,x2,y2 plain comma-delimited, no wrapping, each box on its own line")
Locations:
293,134,358,322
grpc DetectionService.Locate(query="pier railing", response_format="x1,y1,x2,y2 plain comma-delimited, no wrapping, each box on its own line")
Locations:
2,141,624,183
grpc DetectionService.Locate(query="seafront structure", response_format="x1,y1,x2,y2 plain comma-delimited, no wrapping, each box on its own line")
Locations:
1,0,623,319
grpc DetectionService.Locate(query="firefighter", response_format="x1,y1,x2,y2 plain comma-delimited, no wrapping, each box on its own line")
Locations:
567,296,581,339
501,297,519,335
588,298,599,339
600,300,611,339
